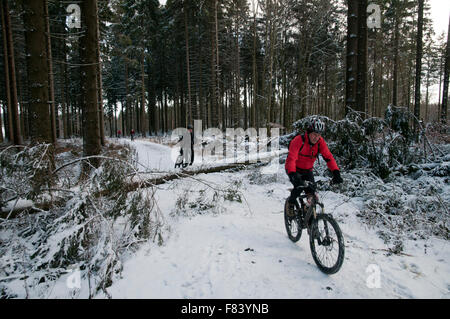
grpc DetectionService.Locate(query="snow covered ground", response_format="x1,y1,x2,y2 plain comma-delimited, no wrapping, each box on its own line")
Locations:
100,169,449,299
53,139,449,299
2,138,449,299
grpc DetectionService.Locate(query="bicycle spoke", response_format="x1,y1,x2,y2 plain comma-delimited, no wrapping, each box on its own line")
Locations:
310,215,343,272
318,244,337,268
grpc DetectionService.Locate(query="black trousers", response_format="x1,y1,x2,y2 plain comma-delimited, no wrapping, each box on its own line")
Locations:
288,169,315,204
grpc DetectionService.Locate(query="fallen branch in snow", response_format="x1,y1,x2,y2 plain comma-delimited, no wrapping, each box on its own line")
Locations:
99,161,267,197
373,248,415,257
1,162,265,219
52,155,138,176
351,243,415,257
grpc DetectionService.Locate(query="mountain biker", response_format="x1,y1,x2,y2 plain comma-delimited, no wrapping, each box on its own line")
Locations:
178,124,194,168
285,118,343,216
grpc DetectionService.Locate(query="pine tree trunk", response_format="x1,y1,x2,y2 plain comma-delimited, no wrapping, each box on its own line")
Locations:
414,0,424,127
345,0,359,115
80,0,101,168
0,103,3,142
134,100,137,133
438,46,444,112
159,95,163,133
179,59,186,127
425,79,429,122
2,0,22,145
371,32,377,116
198,46,204,126
441,14,450,123
23,0,52,144
164,91,168,132
121,99,125,136
215,0,222,130
44,0,56,143
235,16,241,128
407,56,412,111
141,54,146,135
0,103,2,142
1,104,8,140
356,0,367,115
96,5,105,146
1,0,11,143
125,63,130,135
209,0,217,128
147,60,155,135
62,35,69,138
252,5,257,128
298,37,310,119
267,0,274,132
281,29,286,128
63,22,71,138
71,103,75,137
392,12,400,106
262,10,268,123
325,64,329,117
184,2,192,125
244,77,248,130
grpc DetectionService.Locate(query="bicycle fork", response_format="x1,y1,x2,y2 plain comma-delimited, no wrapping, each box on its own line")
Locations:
306,203,331,246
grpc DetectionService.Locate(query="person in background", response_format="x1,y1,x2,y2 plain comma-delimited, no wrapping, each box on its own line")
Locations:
178,124,194,168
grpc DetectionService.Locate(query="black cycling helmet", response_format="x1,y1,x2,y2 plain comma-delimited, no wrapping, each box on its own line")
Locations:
187,124,193,130
307,118,325,134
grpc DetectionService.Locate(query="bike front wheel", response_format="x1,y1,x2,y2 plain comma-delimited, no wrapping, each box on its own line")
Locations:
309,214,345,274
284,199,302,242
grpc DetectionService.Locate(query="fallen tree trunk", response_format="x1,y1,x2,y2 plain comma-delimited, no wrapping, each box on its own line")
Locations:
1,161,267,218
107,161,267,196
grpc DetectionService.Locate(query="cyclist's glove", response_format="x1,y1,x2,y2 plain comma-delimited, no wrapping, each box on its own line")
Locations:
332,170,343,184
288,172,305,188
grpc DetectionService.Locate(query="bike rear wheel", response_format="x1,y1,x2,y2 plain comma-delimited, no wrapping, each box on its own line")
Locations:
284,199,302,242
309,214,345,274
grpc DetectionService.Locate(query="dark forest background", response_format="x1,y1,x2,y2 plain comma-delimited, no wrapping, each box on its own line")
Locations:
0,0,449,160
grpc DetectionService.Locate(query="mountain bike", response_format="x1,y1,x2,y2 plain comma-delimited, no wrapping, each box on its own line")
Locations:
284,181,345,274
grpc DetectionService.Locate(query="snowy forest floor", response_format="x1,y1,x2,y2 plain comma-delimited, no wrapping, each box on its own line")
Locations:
1,137,449,298
103,169,449,299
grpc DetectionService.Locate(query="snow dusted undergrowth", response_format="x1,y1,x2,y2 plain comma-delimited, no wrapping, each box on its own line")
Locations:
103,168,449,299
1,138,449,299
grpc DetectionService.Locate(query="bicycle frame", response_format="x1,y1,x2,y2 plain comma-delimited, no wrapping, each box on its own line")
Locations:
295,192,331,246
303,196,332,246
295,182,325,228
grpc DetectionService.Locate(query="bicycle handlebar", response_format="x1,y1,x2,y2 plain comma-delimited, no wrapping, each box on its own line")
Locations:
294,180,322,190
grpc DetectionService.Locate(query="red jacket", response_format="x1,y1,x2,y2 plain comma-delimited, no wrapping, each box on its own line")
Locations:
285,132,339,174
